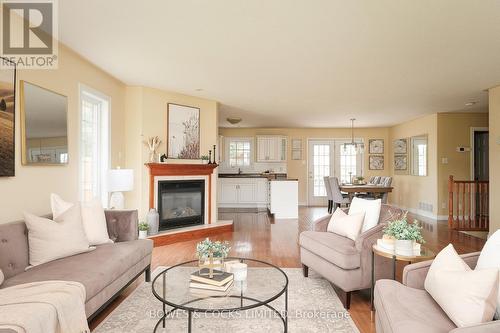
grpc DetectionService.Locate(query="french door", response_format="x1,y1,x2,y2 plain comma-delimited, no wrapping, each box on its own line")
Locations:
308,140,334,206
307,139,363,206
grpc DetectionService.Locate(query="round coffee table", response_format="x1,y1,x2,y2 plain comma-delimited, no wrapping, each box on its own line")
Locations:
152,257,289,332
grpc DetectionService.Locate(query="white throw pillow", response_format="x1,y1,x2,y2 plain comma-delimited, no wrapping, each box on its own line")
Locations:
327,208,365,241
476,229,500,319
348,197,381,232
425,244,498,327
51,194,113,246
0,269,4,286
24,204,94,267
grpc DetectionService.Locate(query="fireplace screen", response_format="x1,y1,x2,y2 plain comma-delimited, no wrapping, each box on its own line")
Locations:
157,180,204,230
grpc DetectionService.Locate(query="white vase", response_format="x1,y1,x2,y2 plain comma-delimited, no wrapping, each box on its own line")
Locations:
138,230,148,239
147,208,159,235
395,240,415,256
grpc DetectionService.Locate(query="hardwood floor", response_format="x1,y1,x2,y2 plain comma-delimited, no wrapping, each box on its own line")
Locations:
89,206,486,332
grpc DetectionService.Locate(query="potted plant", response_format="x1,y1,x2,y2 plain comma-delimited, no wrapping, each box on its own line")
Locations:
355,176,365,185
200,155,210,164
138,222,149,239
383,212,425,256
196,238,231,278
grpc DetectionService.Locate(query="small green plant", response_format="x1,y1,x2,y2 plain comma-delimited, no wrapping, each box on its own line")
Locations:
196,238,231,259
138,222,149,231
356,176,364,181
384,212,425,243
201,155,209,160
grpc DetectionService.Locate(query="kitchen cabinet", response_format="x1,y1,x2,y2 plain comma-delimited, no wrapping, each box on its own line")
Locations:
218,178,268,208
256,136,286,162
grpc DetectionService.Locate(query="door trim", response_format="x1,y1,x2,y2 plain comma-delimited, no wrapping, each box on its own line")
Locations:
469,127,488,180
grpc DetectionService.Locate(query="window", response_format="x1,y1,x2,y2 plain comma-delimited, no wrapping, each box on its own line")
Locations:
340,144,357,184
227,138,252,167
312,144,330,196
79,85,110,206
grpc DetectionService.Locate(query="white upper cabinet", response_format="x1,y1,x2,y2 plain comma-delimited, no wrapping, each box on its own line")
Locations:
256,136,286,162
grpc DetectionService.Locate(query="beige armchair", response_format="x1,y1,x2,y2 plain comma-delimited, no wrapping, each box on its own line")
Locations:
375,252,500,333
299,204,402,308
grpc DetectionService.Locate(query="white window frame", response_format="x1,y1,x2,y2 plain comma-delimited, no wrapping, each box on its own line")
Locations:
78,84,111,207
225,137,253,168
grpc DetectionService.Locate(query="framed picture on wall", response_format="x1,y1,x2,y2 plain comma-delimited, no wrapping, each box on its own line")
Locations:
369,139,384,154
0,57,16,177
394,154,408,170
369,155,384,170
393,138,407,154
167,103,200,159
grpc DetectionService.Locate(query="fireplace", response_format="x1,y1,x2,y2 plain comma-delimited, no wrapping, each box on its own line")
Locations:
157,180,205,230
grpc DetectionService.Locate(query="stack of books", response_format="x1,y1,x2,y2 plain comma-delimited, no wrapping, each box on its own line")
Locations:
189,268,234,292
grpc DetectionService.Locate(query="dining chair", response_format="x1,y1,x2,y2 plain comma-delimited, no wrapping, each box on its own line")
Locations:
368,176,376,184
328,176,351,209
380,177,392,203
324,176,334,213
372,176,381,185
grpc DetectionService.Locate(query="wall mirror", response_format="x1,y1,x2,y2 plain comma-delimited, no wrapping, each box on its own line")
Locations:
410,135,427,176
21,81,68,165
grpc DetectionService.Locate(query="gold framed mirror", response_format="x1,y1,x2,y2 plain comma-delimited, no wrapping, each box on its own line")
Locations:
20,81,68,165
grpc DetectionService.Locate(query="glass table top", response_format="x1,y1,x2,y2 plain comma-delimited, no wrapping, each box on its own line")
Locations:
152,258,288,312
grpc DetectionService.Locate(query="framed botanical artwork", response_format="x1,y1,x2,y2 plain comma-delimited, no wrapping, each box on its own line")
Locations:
369,155,384,170
393,138,407,154
394,154,408,170
167,103,200,159
0,58,16,177
369,139,384,154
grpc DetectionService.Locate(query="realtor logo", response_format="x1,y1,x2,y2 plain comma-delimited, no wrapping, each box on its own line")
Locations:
1,0,58,68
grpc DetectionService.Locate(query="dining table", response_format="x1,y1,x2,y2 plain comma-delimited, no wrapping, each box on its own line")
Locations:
339,184,393,200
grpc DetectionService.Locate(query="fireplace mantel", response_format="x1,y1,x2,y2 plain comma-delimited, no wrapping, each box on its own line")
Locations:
146,163,218,223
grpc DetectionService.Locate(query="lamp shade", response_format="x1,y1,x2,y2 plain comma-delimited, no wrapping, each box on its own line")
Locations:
108,169,134,192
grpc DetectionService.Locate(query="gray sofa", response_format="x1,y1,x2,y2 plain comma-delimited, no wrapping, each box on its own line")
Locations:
0,210,153,321
299,204,403,308
375,252,500,333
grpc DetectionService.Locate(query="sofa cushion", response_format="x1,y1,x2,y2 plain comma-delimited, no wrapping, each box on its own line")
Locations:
1,239,153,301
299,231,360,269
375,279,456,333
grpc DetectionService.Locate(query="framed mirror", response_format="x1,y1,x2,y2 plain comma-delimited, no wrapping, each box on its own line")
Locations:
410,135,427,176
20,81,68,165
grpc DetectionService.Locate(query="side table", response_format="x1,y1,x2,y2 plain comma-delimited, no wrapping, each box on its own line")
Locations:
370,244,435,312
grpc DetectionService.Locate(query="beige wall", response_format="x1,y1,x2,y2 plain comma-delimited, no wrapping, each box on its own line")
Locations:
436,112,488,216
124,87,219,221
388,114,438,217
0,44,126,223
219,127,390,204
489,86,500,232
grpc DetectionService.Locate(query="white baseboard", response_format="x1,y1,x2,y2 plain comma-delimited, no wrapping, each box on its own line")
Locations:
389,204,446,221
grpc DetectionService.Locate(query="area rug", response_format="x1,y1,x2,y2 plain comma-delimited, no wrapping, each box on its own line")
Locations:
94,267,360,332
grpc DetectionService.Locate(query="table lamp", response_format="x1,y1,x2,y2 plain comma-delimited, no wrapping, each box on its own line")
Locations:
108,168,134,209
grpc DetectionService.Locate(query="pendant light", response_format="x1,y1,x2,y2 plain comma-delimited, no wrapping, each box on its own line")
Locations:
343,118,365,153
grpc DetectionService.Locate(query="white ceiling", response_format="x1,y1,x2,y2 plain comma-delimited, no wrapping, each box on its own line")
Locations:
59,0,500,128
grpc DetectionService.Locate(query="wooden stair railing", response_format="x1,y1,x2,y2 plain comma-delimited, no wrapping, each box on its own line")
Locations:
448,175,489,231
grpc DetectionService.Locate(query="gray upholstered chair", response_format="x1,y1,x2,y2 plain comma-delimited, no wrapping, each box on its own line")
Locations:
300,205,404,309
327,176,350,209
324,176,334,213
375,252,500,333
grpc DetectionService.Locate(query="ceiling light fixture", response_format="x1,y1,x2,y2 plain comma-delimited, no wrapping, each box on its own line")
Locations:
465,101,477,106
343,118,364,154
226,117,242,125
